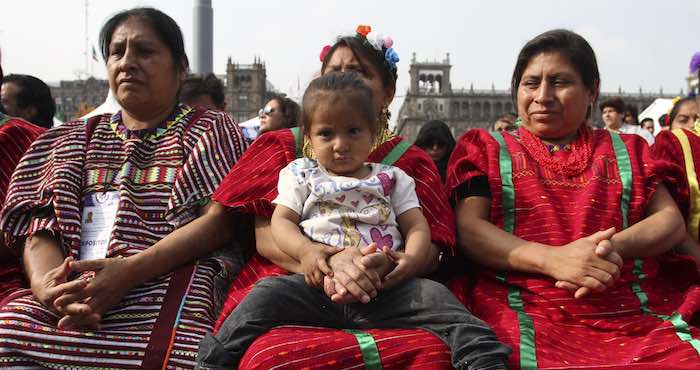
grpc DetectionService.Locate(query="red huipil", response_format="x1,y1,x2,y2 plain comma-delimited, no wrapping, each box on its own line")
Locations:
446,127,700,370
213,128,457,369
0,114,45,303
651,129,700,241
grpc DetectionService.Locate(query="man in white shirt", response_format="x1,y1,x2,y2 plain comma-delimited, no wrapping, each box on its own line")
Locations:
600,96,654,145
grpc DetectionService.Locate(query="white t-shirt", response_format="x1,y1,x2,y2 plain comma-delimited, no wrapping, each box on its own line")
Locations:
273,158,421,250
619,123,654,145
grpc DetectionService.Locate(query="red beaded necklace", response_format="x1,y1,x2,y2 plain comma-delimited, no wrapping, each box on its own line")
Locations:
519,125,593,177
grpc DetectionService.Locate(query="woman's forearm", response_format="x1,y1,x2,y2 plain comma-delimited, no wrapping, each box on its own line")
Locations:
254,216,302,273
24,231,65,286
456,196,549,274
611,185,685,259
128,201,238,284
677,232,700,264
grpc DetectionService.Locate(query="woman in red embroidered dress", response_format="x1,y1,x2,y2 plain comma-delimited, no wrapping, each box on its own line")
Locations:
187,26,460,369
651,119,700,263
446,29,700,369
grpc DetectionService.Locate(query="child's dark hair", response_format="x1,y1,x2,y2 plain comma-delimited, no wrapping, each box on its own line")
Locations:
302,71,377,137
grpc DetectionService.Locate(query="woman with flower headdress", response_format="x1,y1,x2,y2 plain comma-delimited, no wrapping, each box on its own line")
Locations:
447,29,700,369
651,97,700,263
167,25,483,369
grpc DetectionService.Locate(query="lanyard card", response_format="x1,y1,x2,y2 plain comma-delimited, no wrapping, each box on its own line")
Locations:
79,192,120,261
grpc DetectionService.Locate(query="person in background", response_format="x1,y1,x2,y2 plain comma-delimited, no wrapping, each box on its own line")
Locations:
179,73,226,111
623,104,638,126
414,119,456,182
0,74,56,129
668,96,699,130
0,53,47,302
640,117,654,135
258,95,301,135
659,113,671,131
600,96,654,144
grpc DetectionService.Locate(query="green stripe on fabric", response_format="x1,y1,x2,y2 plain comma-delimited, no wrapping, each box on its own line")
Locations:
610,132,631,228
0,113,9,126
381,139,411,166
490,131,537,369
344,329,382,370
290,127,303,159
489,132,515,233
631,259,700,355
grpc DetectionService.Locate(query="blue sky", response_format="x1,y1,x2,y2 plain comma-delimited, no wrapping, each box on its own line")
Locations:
1,0,698,99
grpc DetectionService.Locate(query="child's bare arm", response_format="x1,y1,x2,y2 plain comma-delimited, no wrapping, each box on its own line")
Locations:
382,208,435,289
271,205,338,287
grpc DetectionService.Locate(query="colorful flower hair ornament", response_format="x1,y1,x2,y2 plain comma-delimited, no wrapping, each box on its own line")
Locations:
690,52,700,74
319,45,332,62
319,25,400,72
356,25,372,38
385,48,400,69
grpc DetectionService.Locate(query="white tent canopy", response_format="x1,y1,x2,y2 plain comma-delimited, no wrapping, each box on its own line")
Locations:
638,98,673,135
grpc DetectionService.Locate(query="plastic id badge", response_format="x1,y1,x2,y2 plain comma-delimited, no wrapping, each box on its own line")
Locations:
78,192,120,260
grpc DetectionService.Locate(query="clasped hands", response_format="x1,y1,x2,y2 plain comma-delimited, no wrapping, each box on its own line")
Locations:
543,227,624,299
300,242,415,304
31,255,136,330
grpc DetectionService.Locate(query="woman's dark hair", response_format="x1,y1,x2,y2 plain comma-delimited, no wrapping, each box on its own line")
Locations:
180,73,225,109
414,120,456,180
599,96,625,113
511,29,600,105
99,7,189,72
302,71,376,137
2,74,56,129
669,97,698,125
640,117,654,126
623,104,639,124
269,95,301,129
321,36,397,94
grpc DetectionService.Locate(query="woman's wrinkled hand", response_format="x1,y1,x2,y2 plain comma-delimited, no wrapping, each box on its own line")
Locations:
325,243,392,304
31,256,88,312
544,228,623,298
53,256,137,330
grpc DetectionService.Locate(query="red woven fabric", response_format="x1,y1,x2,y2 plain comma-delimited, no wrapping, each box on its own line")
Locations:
650,129,695,227
240,326,452,370
213,129,455,366
445,128,700,369
0,116,44,303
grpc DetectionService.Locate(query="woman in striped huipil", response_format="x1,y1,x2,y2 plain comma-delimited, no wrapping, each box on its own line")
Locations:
0,7,246,369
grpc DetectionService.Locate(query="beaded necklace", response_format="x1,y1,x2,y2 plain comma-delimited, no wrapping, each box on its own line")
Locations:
519,124,593,177
109,105,192,141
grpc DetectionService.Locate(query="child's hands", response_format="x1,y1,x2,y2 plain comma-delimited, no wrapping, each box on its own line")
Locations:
300,243,339,288
381,246,420,289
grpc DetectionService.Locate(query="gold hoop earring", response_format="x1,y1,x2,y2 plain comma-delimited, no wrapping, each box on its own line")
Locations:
373,105,394,148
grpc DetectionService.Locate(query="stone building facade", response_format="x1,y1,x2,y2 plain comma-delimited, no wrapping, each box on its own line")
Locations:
51,77,110,121
223,56,276,123
50,57,277,123
396,54,673,141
